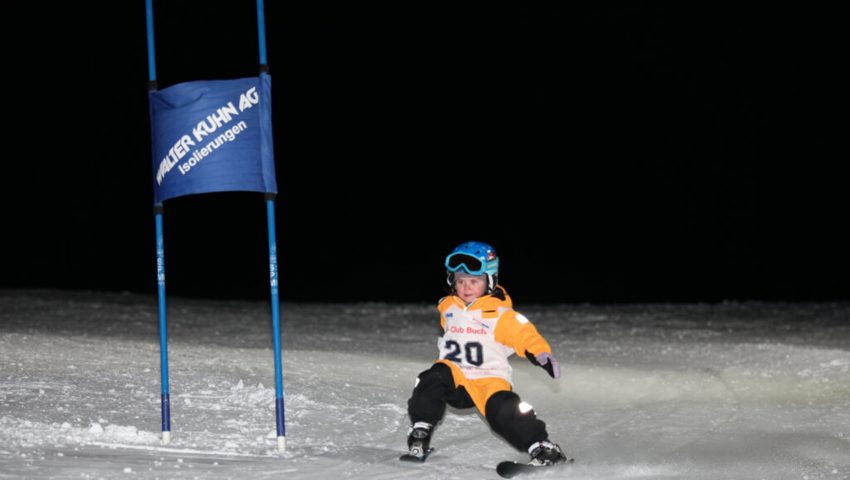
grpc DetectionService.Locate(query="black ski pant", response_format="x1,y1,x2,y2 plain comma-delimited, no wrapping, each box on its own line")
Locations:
407,362,549,452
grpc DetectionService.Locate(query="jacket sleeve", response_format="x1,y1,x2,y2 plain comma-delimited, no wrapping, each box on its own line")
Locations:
493,310,551,357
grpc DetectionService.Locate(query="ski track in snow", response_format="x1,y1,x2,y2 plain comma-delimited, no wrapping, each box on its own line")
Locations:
1,290,849,479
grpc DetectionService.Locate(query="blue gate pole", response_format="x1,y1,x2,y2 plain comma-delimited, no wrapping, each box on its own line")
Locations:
266,195,286,450
265,194,286,452
256,0,268,67
146,0,171,445
257,0,285,453
155,205,171,445
145,0,157,83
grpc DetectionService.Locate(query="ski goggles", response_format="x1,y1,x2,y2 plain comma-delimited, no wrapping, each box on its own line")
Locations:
445,252,486,275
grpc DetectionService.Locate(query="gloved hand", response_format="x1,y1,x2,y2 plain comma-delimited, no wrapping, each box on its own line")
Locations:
526,351,560,379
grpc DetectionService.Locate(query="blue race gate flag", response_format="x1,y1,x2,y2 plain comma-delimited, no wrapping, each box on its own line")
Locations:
149,74,277,204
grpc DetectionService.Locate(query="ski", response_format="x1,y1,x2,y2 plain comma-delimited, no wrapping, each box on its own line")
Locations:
496,458,574,478
399,447,434,463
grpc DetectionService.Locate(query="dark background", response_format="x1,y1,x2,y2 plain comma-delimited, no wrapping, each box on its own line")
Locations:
6,2,847,303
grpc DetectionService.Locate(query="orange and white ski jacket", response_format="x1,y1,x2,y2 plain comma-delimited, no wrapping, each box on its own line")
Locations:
436,286,552,384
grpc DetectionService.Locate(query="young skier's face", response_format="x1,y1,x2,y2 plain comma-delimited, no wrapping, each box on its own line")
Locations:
454,273,487,304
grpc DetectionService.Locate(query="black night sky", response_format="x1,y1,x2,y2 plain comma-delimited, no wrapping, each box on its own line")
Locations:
7,2,847,304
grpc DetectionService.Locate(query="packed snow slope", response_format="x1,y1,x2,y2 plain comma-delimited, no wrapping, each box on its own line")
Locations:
1,290,848,479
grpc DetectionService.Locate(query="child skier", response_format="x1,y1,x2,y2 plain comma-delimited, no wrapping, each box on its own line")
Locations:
404,241,568,467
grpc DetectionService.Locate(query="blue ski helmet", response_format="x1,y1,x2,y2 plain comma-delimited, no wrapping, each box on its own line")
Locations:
445,241,499,292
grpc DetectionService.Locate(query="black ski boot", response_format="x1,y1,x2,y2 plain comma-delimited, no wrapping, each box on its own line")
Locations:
528,440,567,466
403,422,433,461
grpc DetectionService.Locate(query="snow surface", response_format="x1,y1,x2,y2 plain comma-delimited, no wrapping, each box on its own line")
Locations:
1,289,848,479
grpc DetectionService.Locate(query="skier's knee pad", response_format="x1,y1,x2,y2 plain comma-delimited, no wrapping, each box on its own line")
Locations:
485,391,548,451
485,391,527,429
